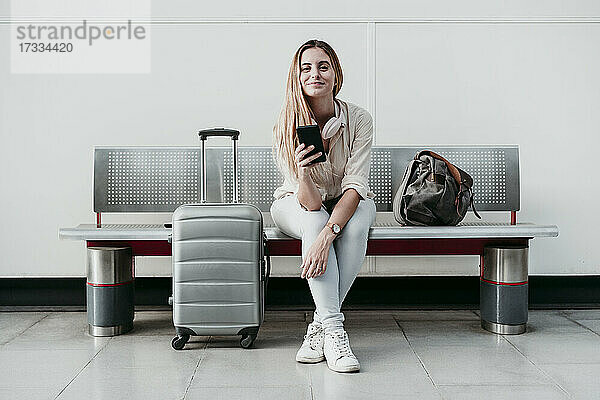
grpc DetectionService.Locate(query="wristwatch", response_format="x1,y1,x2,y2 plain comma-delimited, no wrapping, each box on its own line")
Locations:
326,222,341,235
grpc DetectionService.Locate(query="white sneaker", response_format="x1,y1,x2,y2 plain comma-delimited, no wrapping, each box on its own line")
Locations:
295,322,325,363
323,329,360,373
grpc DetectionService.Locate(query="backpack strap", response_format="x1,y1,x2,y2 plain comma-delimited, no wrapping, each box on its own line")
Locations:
470,192,482,219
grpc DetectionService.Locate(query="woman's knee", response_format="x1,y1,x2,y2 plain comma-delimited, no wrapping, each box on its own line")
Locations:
339,201,375,240
340,219,370,242
300,208,330,235
270,197,289,225
270,195,304,239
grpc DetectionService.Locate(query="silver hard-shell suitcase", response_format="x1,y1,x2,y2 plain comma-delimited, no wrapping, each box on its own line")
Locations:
170,128,270,350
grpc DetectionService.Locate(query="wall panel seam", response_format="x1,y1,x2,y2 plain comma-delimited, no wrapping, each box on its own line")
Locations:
366,21,376,145
3,17,600,24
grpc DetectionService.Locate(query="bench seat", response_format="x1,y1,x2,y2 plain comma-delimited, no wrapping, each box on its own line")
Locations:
60,218,558,242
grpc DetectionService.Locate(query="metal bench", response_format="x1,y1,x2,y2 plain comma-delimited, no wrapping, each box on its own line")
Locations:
60,145,558,335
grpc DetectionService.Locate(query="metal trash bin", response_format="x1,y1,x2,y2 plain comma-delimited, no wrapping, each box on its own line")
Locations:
86,247,134,336
480,245,529,335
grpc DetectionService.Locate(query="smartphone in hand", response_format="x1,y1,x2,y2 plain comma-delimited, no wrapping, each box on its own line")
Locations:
297,125,326,165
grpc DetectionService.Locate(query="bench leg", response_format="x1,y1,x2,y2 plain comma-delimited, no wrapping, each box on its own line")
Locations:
86,246,135,337
480,245,529,335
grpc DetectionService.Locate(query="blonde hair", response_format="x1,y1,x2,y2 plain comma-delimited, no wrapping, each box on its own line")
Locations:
272,39,344,183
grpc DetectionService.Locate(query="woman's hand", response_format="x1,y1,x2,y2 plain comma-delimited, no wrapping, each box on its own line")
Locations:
300,229,335,279
295,143,322,179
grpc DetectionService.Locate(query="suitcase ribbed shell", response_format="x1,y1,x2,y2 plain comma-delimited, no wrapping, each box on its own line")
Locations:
172,203,264,336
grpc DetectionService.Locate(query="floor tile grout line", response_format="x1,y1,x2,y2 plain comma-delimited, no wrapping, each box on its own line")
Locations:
533,361,600,366
182,336,211,400
1,313,50,347
436,383,569,387
183,385,318,388
299,322,315,400
501,335,572,399
393,317,444,399
560,310,600,321
307,357,315,400
560,312,600,339
53,336,113,400
301,313,315,398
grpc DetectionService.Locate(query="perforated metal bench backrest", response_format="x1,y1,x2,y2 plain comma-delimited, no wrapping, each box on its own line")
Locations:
94,146,519,213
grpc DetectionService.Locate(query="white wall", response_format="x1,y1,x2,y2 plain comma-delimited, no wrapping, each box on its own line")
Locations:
1,1,599,277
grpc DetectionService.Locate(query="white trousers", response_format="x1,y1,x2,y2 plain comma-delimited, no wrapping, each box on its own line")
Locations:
270,194,376,332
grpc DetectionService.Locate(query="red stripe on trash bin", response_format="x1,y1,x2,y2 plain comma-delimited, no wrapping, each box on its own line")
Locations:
480,278,527,286
87,280,133,287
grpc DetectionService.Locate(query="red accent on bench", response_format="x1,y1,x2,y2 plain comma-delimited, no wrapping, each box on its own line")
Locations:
480,255,484,278
87,241,172,256
87,238,530,257
364,238,529,256
480,278,528,286
87,281,134,287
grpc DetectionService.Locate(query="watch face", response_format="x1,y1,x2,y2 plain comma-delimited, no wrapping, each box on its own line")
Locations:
333,224,341,234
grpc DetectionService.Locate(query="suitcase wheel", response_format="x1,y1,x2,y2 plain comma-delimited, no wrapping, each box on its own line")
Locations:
171,334,190,350
240,334,257,349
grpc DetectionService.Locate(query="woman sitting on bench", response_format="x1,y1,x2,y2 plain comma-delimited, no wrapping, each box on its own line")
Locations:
270,39,376,373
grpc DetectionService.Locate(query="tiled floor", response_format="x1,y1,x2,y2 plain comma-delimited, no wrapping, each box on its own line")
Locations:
1,309,600,400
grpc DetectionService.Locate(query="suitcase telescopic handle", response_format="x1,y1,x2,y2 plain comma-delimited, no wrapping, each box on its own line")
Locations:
198,128,240,141
198,128,240,203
